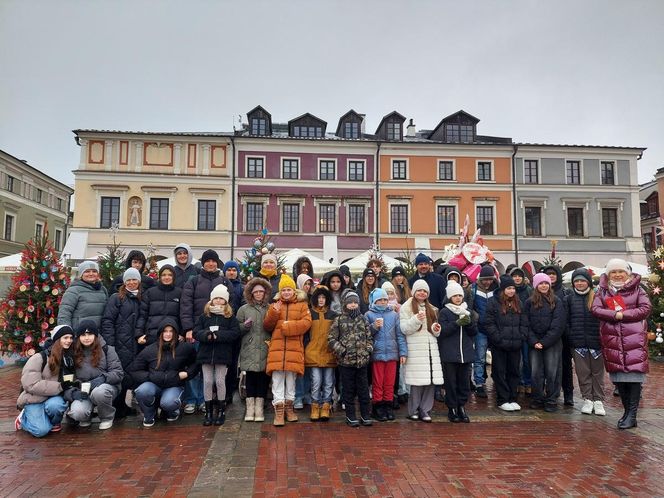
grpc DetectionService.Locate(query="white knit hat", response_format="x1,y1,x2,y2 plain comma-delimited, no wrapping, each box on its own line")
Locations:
604,258,631,275
381,281,396,293
210,284,230,302
446,281,465,299
411,279,430,295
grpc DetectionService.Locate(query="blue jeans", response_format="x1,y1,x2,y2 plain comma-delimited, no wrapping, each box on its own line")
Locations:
310,367,335,404
20,396,67,438
184,342,204,405
135,382,184,421
521,341,532,387
473,332,488,387
295,368,312,404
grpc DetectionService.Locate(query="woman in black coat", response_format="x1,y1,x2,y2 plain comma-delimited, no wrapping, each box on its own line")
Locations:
136,265,182,345
485,276,529,412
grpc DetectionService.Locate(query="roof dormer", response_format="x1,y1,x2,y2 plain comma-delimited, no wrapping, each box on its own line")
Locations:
428,110,479,143
375,111,406,141
247,105,272,136
335,110,364,139
288,113,327,138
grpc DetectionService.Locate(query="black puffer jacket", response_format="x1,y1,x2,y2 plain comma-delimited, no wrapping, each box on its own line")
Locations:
566,290,601,350
180,270,237,332
437,307,478,364
524,295,565,349
128,318,199,389
136,282,182,344
484,295,529,352
194,312,241,365
101,290,141,369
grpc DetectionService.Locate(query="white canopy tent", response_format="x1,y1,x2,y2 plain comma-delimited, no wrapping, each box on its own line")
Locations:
341,250,403,275
0,253,22,272
279,249,336,276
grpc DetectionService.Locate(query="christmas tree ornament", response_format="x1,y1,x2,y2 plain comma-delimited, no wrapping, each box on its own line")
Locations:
266,242,275,251
261,247,268,254
8,300,15,307
27,305,34,313
657,335,664,344
41,261,48,267
43,285,50,292
24,335,32,344
52,289,59,295
48,317,54,324
649,273,661,284
253,239,262,249
19,285,27,292
648,331,657,341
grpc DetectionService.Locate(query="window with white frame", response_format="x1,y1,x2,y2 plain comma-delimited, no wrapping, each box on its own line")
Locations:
282,159,299,179
601,161,615,185
438,161,454,181
247,157,264,178
197,200,216,231
524,160,539,184
477,161,492,181
348,204,366,233
282,203,300,232
319,204,336,232
524,207,542,236
437,205,456,235
149,198,169,230
54,229,63,251
476,205,494,235
566,161,581,184
4,214,15,241
348,161,365,181
567,207,585,237
319,160,336,181
390,204,409,234
392,160,407,180
100,196,120,228
246,202,264,232
602,208,618,237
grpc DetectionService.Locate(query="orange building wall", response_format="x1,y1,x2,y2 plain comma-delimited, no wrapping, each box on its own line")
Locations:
379,155,512,183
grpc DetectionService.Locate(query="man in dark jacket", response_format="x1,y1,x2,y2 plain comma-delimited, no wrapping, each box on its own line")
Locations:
541,264,573,405
111,250,155,294
173,242,200,289
408,253,446,309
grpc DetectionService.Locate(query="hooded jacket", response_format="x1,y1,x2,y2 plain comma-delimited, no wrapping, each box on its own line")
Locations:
484,293,529,352
128,317,199,389
173,243,200,289
591,273,651,374
57,279,108,331
101,288,141,369
194,308,241,365
328,307,373,368
305,286,338,368
399,298,444,386
264,289,312,375
237,278,273,372
320,270,346,314
136,273,182,345
111,250,156,294
180,269,237,332
292,256,314,279
365,292,407,363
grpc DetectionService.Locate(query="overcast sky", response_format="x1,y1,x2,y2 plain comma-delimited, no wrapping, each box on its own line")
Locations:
1,0,662,186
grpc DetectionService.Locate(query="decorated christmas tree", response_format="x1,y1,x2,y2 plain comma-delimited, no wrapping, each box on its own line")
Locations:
237,229,284,281
97,223,125,292
367,242,390,280
542,240,563,269
0,226,71,358
145,242,159,280
645,246,664,358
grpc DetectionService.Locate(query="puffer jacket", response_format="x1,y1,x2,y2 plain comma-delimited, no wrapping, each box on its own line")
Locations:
591,273,651,373
305,299,338,368
128,318,199,388
437,307,478,364
264,289,312,375
194,311,241,365
57,279,108,330
180,270,237,332
365,308,407,362
328,313,373,368
399,298,444,386
101,290,140,369
17,351,64,409
566,290,601,350
173,243,200,289
73,336,124,387
237,278,272,372
136,282,182,344
485,295,529,352
515,283,533,306
524,295,565,349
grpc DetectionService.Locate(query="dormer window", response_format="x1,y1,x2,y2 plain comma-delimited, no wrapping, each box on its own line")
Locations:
375,112,406,141
344,122,359,139
251,118,267,136
445,124,474,143
289,113,327,138
428,110,479,143
387,122,401,141
246,106,272,136
293,126,323,138
336,110,364,139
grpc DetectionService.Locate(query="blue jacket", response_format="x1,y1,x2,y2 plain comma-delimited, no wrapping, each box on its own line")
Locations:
365,308,407,362
469,283,496,334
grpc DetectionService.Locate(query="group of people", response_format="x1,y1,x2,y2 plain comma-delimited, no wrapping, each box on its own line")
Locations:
15,244,651,436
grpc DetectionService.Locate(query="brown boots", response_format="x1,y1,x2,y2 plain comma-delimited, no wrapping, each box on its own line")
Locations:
284,400,299,422
310,403,321,421
320,402,331,421
273,402,285,426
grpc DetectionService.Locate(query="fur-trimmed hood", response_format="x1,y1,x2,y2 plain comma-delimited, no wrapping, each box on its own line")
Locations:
243,277,272,305
273,288,309,303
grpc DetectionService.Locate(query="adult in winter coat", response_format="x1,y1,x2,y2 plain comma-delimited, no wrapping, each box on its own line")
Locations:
67,320,124,430
173,242,200,289
101,268,141,418
254,253,282,298
541,264,574,405
129,317,199,426
438,282,478,423
236,278,272,422
57,260,108,331
400,279,443,422
264,275,312,426
408,253,446,310
567,269,606,416
524,273,565,412
111,250,155,294
485,275,529,412
591,259,651,429
136,264,182,345
16,325,75,437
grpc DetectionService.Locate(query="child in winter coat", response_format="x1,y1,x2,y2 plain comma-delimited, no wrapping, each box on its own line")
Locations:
438,281,477,422
381,281,402,313
524,273,565,412
567,269,605,416
365,288,407,422
237,278,272,423
400,280,443,422
328,289,373,427
264,275,312,426
305,286,338,421
194,284,241,426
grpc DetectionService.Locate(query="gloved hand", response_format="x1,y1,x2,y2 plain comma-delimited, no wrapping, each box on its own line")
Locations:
89,375,106,390
456,315,471,326
61,380,76,391
71,389,89,401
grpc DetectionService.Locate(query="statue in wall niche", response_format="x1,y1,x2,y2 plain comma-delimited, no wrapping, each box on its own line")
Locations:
128,197,142,226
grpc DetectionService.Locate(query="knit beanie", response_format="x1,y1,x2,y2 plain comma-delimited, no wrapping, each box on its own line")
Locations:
415,253,430,266
210,284,229,302
381,281,396,294
369,288,388,306
532,273,551,288
572,268,593,286
201,249,220,266
341,289,360,305
75,320,98,337
391,266,405,278
499,275,516,292
223,260,240,273
297,274,313,290
411,279,430,295
123,268,141,283
261,253,278,266
446,281,465,299
479,265,496,281
362,268,376,279
604,258,631,275
51,324,73,342
508,267,525,278
77,260,99,274
279,274,296,291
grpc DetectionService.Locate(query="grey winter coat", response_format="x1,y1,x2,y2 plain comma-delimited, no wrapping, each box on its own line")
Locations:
74,337,124,388
236,278,272,372
57,279,108,330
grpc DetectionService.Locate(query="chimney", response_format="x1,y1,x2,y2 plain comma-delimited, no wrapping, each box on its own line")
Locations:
359,114,366,134
406,118,416,138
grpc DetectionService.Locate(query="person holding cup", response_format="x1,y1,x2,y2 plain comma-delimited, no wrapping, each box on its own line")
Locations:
15,325,76,437
399,280,444,422
67,320,124,430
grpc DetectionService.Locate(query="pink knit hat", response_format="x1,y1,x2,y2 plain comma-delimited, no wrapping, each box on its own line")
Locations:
532,273,551,288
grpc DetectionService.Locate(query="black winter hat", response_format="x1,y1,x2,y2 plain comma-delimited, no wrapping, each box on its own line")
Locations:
499,275,516,292
75,320,99,337
508,267,525,278
201,249,220,266
391,266,405,278
571,268,593,286
479,265,496,280
362,268,376,278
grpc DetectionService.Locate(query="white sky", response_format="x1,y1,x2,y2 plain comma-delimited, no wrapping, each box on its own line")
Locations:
1,0,663,186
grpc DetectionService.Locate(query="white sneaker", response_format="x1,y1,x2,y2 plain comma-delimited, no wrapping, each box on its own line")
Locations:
184,403,196,414
580,399,594,415
498,403,514,411
509,402,521,411
79,420,92,428
99,419,113,430
593,400,606,416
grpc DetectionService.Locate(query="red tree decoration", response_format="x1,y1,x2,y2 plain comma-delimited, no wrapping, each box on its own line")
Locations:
0,225,70,358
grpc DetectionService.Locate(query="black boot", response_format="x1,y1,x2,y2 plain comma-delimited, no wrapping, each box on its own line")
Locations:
385,402,395,421
448,407,459,423
203,401,214,426
376,403,388,422
617,383,630,425
214,400,226,426
618,383,640,430
458,405,470,423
